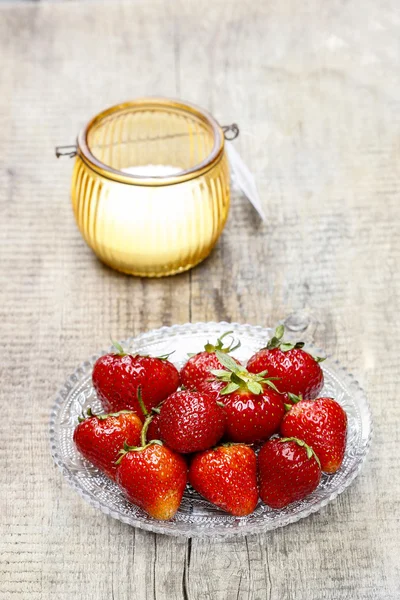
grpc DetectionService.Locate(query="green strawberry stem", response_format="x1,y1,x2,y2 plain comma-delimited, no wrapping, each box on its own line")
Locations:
136,386,148,418
141,414,154,447
135,386,156,445
111,338,126,356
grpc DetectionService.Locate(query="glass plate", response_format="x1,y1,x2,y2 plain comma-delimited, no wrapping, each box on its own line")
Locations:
49,322,372,538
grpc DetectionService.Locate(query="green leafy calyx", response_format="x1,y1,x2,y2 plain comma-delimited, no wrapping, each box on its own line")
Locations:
264,325,326,362
115,438,163,464
279,437,321,467
154,351,175,361
220,442,250,448
203,331,241,355
78,407,133,423
110,339,174,361
288,392,303,404
213,350,281,396
284,393,303,412
265,325,304,352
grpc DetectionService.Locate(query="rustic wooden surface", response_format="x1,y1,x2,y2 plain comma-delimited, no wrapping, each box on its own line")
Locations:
1,0,400,598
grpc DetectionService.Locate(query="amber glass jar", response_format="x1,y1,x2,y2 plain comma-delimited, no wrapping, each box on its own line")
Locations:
70,98,230,277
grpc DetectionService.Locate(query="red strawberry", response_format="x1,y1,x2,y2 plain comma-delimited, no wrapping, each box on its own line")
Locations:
181,331,241,391
196,377,227,398
146,408,162,442
258,437,321,509
73,408,142,480
247,325,324,399
116,417,188,520
189,444,258,516
198,350,285,444
220,388,284,444
280,397,347,473
158,390,226,453
92,341,179,415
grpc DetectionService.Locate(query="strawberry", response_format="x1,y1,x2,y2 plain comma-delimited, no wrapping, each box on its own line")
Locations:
258,437,321,509
280,396,347,473
92,341,179,416
198,350,285,444
73,408,142,480
180,331,241,391
146,408,162,442
158,390,226,453
196,377,227,398
247,325,324,399
116,416,188,520
189,444,258,516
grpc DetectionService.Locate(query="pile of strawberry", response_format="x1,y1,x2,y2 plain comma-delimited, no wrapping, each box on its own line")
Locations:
73,326,347,521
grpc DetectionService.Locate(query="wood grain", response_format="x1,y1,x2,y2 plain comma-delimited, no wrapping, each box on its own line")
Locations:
1,0,399,598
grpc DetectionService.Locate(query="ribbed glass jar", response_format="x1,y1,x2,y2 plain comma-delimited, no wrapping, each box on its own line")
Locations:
71,98,230,277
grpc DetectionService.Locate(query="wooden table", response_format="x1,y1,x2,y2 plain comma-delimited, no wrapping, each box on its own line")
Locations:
1,1,399,598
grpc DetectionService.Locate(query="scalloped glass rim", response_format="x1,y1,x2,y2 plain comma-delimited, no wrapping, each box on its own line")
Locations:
49,322,372,539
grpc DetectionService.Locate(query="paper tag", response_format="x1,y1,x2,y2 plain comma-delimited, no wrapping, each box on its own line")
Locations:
225,143,267,223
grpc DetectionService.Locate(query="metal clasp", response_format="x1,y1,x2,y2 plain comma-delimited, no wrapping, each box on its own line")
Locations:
222,123,239,141
55,145,77,158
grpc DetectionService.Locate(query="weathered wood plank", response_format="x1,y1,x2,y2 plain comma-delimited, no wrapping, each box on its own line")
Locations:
176,1,400,598
0,0,399,599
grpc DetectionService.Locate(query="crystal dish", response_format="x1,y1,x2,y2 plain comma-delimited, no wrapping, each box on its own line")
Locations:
49,322,372,538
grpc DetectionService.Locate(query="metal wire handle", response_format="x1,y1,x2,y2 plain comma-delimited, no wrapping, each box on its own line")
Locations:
55,145,77,158
55,123,239,158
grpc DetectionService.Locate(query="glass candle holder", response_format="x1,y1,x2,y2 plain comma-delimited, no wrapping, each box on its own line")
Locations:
65,98,231,277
